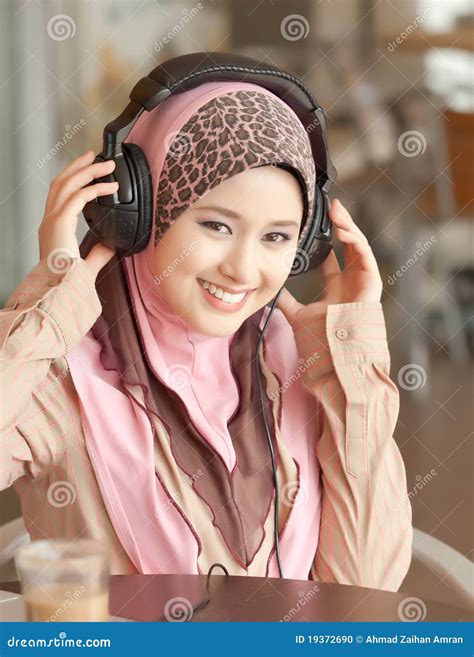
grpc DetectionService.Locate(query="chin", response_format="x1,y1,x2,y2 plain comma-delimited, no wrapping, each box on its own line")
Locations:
185,313,243,338
194,321,240,338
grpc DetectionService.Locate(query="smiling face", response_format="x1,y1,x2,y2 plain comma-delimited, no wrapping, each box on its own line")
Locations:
152,165,304,337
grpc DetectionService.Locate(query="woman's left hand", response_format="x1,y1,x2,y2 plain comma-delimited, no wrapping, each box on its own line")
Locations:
276,199,383,328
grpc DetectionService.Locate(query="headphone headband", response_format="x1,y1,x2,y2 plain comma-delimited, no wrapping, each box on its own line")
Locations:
104,52,336,188
83,51,336,270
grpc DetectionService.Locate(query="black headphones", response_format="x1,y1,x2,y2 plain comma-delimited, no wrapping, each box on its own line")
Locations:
82,51,337,276
83,52,337,583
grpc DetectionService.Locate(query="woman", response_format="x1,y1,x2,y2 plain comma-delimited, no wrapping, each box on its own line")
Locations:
0,80,412,590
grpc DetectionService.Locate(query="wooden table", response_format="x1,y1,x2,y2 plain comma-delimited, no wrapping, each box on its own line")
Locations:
2,574,472,622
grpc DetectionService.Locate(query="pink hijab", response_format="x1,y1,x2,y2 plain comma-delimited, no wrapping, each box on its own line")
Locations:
67,82,322,577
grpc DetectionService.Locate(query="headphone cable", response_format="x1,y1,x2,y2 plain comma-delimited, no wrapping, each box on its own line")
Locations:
255,287,285,579
160,287,285,625
158,562,229,622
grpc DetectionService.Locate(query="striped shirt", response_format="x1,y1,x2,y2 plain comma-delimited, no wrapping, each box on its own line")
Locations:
0,257,413,590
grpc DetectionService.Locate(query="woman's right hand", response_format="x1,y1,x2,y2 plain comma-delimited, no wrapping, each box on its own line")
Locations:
38,149,119,281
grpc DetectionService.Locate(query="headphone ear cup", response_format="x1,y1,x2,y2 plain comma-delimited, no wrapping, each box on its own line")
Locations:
318,187,332,236
289,186,332,276
122,142,153,254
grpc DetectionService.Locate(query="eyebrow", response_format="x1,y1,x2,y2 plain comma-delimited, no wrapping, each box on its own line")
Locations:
195,205,300,229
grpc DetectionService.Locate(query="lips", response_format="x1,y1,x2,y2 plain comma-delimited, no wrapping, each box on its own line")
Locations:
197,278,252,296
198,279,251,313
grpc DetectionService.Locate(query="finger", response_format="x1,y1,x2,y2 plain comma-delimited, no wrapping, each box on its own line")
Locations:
63,181,119,217
54,150,96,188
330,199,368,243
335,227,378,272
45,151,96,215
275,286,304,325
54,159,116,208
84,242,116,278
318,248,341,279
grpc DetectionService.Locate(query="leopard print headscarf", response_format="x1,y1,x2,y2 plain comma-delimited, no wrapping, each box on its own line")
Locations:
154,88,315,247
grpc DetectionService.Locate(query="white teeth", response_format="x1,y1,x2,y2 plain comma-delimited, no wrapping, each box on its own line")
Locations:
200,279,246,304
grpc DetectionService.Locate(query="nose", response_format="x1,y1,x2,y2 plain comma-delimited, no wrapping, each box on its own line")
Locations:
218,239,259,289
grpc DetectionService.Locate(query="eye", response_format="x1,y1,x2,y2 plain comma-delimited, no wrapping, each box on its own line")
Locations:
199,221,231,234
264,232,291,243
198,221,291,243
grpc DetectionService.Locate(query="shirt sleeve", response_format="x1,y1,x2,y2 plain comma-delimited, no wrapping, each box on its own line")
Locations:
0,257,102,490
292,301,413,592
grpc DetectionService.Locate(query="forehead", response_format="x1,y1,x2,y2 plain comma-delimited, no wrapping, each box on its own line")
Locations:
191,166,304,220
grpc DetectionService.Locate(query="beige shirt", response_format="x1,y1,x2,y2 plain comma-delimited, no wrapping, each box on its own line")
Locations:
0,257,413,590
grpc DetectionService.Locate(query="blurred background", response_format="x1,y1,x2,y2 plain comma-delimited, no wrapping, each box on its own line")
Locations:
0,0,472,613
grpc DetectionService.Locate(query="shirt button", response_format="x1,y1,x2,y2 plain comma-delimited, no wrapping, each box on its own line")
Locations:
46,279,60,287
335,328,349,340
